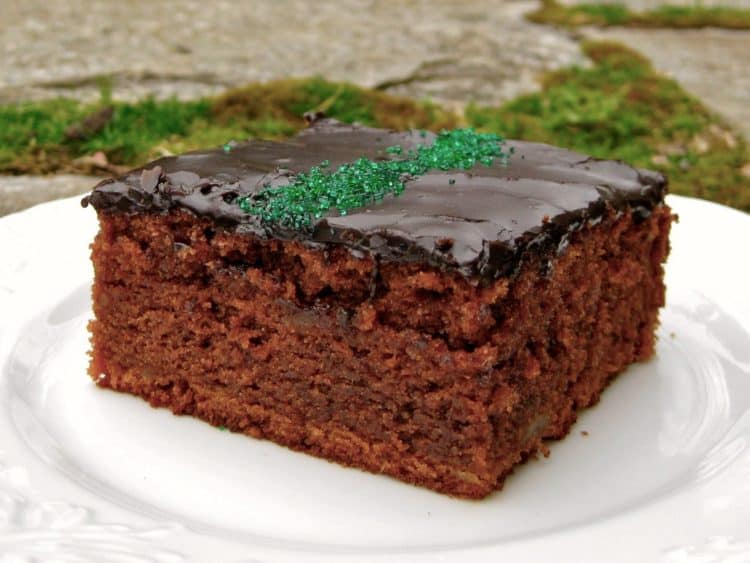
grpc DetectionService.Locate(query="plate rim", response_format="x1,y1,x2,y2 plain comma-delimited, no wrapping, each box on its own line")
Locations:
1,194,749,563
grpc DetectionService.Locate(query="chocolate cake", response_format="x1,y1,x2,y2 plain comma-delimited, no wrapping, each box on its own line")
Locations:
82,119,672,499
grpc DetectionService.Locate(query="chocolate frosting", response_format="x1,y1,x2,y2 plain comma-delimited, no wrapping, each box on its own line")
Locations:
83,119,666,279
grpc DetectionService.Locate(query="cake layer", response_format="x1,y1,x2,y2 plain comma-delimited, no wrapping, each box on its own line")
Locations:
88,202,672,498
83,119,666,279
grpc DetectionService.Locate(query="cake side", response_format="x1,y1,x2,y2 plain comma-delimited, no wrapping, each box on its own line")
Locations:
88,202,671,498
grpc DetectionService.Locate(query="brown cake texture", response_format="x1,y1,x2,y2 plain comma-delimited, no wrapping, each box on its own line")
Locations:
83,120,672,499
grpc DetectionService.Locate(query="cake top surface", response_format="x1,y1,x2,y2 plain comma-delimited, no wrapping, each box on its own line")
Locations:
84,118,666,279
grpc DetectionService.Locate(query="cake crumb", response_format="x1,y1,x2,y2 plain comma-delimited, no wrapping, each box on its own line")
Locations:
669,332,676,339
580,430,589,436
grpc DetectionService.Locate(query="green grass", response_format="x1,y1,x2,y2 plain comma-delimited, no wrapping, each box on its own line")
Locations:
0,42,748,211
465,41,750,211
527,0,750,29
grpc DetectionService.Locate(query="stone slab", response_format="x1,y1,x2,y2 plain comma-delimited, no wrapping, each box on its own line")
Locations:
0,175,99,217
0,0,585,107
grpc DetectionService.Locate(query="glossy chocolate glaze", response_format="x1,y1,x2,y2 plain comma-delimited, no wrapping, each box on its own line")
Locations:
83,119,667,279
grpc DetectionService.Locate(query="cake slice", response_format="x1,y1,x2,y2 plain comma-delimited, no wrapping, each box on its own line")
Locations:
82,119,672,499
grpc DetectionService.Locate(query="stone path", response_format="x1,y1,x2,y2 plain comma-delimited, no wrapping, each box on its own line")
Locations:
0,0,583,108
0,175,99,217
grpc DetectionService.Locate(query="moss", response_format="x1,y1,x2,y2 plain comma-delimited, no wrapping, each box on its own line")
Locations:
0,77,457,174
0,97,211,173
0,99,85,173
466,40,750,211
78,98,212,163
527,0,750,29
211,77,457,132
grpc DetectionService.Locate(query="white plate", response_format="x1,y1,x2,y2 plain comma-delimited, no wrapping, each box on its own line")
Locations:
1,195,749,563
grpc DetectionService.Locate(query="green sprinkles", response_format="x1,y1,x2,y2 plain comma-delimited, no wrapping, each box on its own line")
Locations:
238,128,508,229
